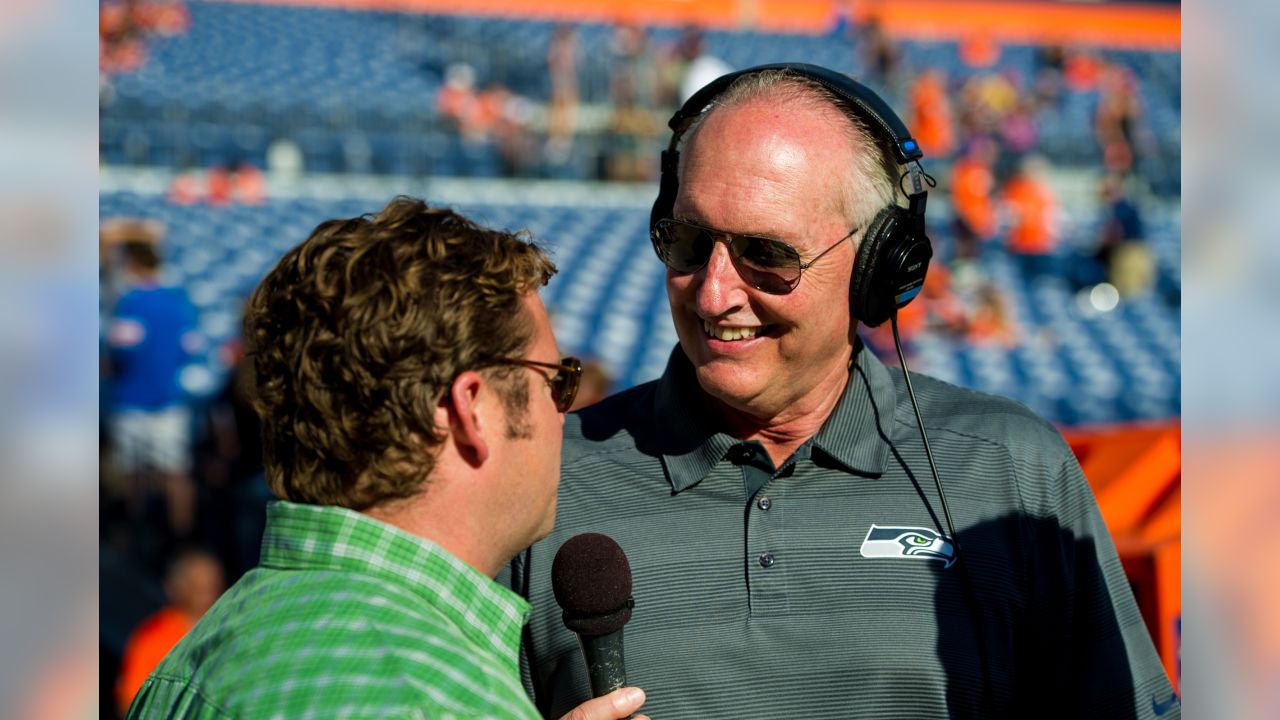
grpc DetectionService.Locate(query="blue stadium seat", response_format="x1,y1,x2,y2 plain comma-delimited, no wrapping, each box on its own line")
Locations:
101,186,1179,424
101,2,1180,187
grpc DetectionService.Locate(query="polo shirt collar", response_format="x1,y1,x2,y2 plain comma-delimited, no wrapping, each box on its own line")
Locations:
811,340,897,476
652,341,897,493
653,347,738,493
259,500,530,665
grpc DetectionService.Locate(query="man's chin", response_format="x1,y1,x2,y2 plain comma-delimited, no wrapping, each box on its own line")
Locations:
693,365,765,412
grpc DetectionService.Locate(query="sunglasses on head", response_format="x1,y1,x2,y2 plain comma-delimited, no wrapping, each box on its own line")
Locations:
484,356,583,412
651,218,860,295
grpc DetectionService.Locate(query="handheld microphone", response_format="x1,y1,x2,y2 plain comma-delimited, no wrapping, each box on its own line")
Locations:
551,533,635,698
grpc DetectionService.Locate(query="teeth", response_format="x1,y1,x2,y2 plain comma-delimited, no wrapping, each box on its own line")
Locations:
703,320,760,341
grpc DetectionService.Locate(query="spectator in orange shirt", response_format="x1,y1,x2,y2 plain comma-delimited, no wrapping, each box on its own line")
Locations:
908,69,956,160
1001,154,1062,278
949,137,998,260
437,63,489,141
116,549,225,716
205,166,232,206
231,162,267,205
959,33,1001,69
136,0,191,37
964,281,1019,348
1063,48,1103,92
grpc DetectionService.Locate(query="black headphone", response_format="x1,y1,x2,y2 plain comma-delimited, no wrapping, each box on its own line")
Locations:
649,62,933,328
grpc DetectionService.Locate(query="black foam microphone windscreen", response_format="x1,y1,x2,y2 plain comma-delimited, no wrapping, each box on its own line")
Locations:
551,533,634,697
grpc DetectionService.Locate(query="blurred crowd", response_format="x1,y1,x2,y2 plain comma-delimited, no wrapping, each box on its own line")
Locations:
844,17,1167,363
98,2,1172,211
432,23,732,181
429,13,1166,191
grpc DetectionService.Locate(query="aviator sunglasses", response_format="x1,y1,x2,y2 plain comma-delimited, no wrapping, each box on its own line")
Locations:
651,218,861,295
483,356,583,412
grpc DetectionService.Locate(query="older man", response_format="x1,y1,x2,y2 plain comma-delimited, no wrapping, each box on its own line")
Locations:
508,66,1177,718
128,198,647,720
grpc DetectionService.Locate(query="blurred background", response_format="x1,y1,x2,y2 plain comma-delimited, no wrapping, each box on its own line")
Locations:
93,0,1193,717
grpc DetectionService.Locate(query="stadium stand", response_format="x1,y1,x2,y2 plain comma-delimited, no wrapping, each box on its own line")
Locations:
100,1,1180,192
100,172,1179,427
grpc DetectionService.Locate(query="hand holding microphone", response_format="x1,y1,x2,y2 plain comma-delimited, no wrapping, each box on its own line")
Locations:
552,533,647,719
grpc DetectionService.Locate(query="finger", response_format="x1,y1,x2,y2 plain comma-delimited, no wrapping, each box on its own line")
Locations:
609,686,646,717
558,686,646,720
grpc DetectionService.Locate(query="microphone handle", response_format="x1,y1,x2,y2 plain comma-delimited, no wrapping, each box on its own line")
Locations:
578,628,626,698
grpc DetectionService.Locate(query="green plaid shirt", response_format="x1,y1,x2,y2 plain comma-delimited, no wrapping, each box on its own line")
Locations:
128,501,540,719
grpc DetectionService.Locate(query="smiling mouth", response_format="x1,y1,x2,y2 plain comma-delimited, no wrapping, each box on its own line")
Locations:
702,320,770,341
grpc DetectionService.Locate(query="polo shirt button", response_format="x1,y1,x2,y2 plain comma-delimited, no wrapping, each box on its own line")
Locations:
758,552,776,568
757,496,772,510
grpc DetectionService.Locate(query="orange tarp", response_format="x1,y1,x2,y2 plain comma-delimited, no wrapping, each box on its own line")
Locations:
224,0,1180,50
851,0,1179,50
1064,421,1181,691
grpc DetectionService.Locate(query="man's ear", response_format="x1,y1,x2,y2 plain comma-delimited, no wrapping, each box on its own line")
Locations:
436,370,490,467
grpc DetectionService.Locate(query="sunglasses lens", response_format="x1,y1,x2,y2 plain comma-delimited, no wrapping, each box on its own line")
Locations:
654,220,801,294
732,237,800,294
739,266,797,294
554,357,582,412
655,221,714,273
735,236,800,271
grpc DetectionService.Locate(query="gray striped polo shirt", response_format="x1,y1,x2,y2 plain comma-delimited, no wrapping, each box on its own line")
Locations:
505,344,1178,719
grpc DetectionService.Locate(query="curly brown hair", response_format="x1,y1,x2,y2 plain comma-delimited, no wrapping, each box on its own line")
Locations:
244,196,556,509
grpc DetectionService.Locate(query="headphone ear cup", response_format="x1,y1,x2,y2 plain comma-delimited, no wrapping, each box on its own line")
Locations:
851,205,933,328
850,206,898,327
650,149,681,233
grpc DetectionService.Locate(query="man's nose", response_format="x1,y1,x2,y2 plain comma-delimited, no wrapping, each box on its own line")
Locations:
694,239,747,316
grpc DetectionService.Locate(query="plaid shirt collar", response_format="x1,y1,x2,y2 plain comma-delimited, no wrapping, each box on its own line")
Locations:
260,500,531,664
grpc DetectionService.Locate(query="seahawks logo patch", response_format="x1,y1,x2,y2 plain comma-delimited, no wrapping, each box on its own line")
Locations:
859,524,956,568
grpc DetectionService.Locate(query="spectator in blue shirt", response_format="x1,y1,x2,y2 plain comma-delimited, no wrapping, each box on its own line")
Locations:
105,240,202,542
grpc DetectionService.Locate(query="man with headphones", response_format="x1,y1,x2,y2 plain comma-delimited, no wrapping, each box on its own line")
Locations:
506,64,1176,718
